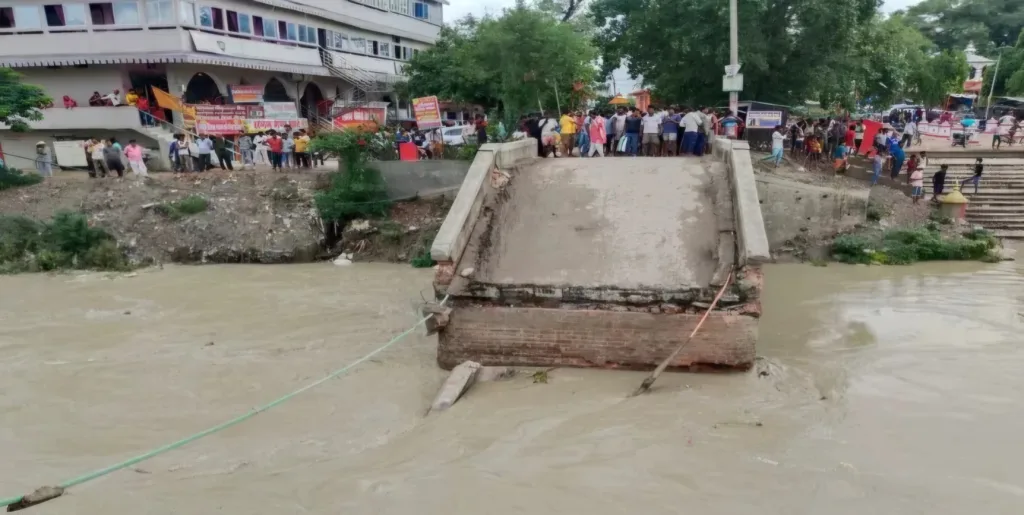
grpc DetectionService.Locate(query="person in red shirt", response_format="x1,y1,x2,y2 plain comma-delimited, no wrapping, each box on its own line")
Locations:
266,130,284,171
136,96,151,126
845,124,857,155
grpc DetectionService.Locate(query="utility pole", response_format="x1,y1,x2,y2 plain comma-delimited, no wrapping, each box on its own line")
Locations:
728,0,739,115
984,49,1003,121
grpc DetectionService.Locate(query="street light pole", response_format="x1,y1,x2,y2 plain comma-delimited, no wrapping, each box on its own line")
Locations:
729,0,739,115
984,49,1003,121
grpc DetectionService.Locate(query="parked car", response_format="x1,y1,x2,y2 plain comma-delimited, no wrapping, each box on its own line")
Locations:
442,125,474,146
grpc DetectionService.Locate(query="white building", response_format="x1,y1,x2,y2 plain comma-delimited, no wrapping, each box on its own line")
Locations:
963,42,994,95
0,0,444,169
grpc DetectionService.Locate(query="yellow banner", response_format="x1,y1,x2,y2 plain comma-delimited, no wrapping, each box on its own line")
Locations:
151,86,185,113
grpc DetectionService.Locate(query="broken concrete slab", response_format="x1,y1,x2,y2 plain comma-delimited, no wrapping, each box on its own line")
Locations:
429,360,481,413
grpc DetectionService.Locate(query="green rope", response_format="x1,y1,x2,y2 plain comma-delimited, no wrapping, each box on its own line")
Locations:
1,299,446,509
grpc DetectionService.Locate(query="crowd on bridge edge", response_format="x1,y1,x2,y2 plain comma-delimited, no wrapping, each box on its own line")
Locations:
514,106,739,159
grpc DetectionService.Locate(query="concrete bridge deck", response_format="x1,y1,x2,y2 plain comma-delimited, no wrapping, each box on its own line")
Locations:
429,139,770,371
476,157,719,291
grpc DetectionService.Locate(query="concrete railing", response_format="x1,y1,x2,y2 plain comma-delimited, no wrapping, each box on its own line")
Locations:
0,106,143,131
713,137,771,266
431,138,536,264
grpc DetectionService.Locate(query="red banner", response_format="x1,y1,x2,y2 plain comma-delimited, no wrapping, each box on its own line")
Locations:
859,119,883,156
230,84,263,103
333,107,387,130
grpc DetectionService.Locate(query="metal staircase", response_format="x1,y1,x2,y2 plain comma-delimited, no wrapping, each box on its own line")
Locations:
319,46,401,94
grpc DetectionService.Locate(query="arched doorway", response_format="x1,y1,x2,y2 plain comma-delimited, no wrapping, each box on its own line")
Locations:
264,78,291,102
184,73,222,103
299,82,325,119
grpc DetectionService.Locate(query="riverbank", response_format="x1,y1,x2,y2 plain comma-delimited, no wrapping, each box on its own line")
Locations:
0,171,451,271
753,154,1008,264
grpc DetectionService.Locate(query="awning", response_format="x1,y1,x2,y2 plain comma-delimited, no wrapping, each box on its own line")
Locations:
0,53,331,76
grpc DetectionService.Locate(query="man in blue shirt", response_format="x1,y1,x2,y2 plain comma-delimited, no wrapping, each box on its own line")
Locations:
887,130,905,179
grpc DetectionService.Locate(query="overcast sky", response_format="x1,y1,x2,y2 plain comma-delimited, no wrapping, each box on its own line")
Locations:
442,0,924,93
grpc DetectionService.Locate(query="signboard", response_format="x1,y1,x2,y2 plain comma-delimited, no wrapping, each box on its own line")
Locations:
263,102,299,120
230,84,263,103
192,104,252,119
412,96,442,129
195,119,244,135
193,118,308,135
746,110,783,129
245,118,307,133
333,106,388,130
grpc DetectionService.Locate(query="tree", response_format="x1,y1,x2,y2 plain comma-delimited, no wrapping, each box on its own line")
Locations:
589,0,878,109
981,29,1024,97
913,50,971,106
0,68,50,132
903,0,1024,55
399,6,597,116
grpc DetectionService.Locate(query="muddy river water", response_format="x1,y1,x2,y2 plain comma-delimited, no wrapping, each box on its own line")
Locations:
1,259,1023,514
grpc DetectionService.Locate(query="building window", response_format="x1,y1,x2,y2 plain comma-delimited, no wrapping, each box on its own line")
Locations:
226,9,237,31
351,37,366,53
0,6,43,29
178,0,194,24
253,14,263,35
379,41,390,58
263,17,276,38
144,0,172,24
389,0,408,15
89,2,139,25
413,1,427,19
413,48,419,57
370,40,378,55
286,22,296,41
197,5,210,26
238,12,250,33
297,23,309,42
44,4,88,27
305,25,315,43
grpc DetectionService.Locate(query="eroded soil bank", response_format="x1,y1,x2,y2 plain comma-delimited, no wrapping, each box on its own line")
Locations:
0,172,450,267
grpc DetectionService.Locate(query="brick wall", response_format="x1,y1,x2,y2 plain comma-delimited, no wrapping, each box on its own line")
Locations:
437,306,758,370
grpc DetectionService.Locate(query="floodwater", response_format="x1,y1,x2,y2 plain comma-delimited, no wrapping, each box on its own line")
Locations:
1,259,1023,514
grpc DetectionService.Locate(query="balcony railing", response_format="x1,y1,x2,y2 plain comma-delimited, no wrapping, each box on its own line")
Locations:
1,106,143,131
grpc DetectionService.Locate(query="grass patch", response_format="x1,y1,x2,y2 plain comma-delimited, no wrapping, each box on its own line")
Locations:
831,226,999,265
0,212,130,273
0,165,43,191
156,195,209,220
865,201,884,222
409,230,437,268
928,210,953,225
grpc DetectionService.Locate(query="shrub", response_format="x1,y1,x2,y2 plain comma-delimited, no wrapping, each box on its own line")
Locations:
311,130,391,223
0,212,128,273
831,226,997,265
865,203,883,222
156,195,209,220
928,210,953,225
0,165,43,191
409,230,437,268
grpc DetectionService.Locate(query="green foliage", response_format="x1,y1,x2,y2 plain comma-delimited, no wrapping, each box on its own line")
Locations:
982,30,1024,97
409,230,437,268
399,5,597,116
0,165,43,191
156,195,209,220
0,68,51,132
831,227,998,265
0,212,129,273
928,210,953,225
312,131,390,223
866,202,884,222
591,0,877,108
903,0,1024,55
456,143,480,161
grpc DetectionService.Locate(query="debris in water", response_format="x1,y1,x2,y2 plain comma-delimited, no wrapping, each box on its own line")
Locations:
123,310,131,315
459,267,475,278
430,360,481,413
205,341,215,347
532,368,556,384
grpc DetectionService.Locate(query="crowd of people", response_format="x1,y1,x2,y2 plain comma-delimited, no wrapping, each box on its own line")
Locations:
166,128,323,173
81,137,149,179
516,106,740,158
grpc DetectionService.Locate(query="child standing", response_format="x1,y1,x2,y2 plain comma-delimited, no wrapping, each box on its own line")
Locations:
910,165,924,203
871,149,885,186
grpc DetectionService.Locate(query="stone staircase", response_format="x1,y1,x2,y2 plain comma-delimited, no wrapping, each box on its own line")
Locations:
924,157,1024,239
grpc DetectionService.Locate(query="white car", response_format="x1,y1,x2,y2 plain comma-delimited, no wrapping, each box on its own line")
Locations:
441,125,474,146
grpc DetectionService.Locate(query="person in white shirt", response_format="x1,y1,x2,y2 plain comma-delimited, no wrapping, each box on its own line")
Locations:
610,108,628,153
102,89,122,106
900,120,917,148
641,107,662,156
760,125,786,168
253,132,269,165
680,108,702,155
